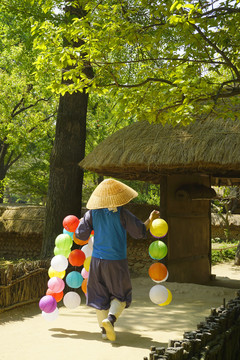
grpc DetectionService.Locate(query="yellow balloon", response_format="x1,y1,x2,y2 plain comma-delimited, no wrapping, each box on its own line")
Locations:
48,266,66,279
150,219,168,238
158,289,172,306
84,256,92,272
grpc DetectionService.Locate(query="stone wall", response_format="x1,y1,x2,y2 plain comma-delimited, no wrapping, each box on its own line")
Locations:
0,204,239,277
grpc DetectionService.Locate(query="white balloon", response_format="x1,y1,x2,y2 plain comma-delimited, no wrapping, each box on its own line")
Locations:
42,307,59,321
63,291,81,309
81,244,92,258
51,255,68,272
149,285,169,305
88,235,94,250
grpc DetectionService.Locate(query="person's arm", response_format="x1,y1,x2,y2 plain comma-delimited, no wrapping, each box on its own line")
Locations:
120,208,160,239
144,210,160,230
75,210,93,240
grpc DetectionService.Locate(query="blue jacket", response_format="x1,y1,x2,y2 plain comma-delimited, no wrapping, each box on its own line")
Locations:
75,207,146,260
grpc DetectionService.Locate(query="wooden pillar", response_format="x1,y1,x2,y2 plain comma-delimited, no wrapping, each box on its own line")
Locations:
160,174,212,284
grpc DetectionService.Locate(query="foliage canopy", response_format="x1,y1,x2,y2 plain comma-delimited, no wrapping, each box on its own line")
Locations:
33,0,240,125
0,0,57,202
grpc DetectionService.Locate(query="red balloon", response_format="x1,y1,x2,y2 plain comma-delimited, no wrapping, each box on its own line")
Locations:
46,289,63,303
69,249,86,267
63,215,79,232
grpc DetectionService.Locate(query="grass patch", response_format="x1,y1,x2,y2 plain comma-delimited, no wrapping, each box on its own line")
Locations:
211,239,238,265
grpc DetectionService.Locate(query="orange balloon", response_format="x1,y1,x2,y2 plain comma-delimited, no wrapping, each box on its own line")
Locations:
81,278,88,294
148,263,168,282
46,289,64,302
73,232,89,246
69,249,85,267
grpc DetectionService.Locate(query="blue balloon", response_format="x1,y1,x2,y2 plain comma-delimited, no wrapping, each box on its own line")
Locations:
63,228,74,239
66,271,83,289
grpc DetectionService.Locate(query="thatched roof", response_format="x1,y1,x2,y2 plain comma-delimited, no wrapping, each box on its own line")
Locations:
0,205,45,233
80,115,240,184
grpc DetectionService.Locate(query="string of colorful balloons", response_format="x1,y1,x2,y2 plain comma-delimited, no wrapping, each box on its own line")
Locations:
39,215,172,320
148,218,172,306
39,215,93,321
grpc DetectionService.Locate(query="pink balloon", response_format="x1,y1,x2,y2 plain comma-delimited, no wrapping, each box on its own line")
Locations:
48,277,65,293
39,295,57,313
81,268,89,279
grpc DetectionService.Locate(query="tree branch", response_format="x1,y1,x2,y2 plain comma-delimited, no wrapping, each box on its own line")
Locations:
11,98,25,118
5,152,21,171
100,77,177,88
11,96,52,118
189,23,240,79
156,99,184,120
28,111,57,133
156,81,240,117
92,57,226,66
140,21,166,30
0,140,8,163
213,80,240,103
196,6,240,19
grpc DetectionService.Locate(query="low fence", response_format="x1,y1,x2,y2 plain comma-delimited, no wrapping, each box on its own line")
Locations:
144,291,240,360
0,260,50,312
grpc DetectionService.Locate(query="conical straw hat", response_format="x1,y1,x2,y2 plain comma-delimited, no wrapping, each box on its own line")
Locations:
86,178,138,209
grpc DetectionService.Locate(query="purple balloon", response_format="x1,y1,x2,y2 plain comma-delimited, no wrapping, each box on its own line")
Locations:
39,295,57,313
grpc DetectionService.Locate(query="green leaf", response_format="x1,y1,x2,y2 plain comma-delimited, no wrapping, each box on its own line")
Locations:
170,1,179,12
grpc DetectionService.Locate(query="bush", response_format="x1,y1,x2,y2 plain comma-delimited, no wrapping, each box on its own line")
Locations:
211,246,237,264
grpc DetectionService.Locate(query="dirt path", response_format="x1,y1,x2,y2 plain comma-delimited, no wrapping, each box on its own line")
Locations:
0,262,239,360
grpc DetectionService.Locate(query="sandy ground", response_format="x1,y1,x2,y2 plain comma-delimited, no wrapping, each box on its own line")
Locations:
0,262,239,360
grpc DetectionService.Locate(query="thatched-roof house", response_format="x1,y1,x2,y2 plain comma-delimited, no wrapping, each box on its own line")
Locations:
80,117,240,184
80,114,240,284
0,205,45,258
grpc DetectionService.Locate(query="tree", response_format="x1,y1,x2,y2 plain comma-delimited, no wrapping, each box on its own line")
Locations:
41,1,94,257
33,0,240,125
0,0,57,202
32,0,239,256
4,136,54,204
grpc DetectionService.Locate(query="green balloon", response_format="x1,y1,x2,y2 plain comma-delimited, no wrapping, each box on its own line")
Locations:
55,233,73,249
54,246,71,258
149,240,168,260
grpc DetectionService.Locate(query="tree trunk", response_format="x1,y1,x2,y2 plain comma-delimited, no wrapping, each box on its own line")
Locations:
0,169,5,203
41,0,93,258
41,90,88,257
0,142,8,203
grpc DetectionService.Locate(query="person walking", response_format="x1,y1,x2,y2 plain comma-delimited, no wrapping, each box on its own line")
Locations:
75,178,159,341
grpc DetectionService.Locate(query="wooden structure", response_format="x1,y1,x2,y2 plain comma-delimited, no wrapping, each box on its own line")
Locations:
0,260,49,312
80,113,240,284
